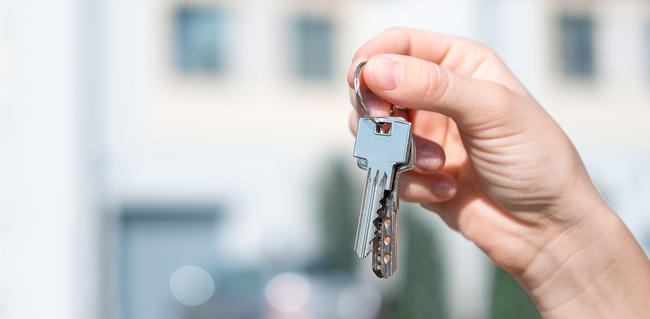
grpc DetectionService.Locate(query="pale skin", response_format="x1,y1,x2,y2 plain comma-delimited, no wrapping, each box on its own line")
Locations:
347,28,650,318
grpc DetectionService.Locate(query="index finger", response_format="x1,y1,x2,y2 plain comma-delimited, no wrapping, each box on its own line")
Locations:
348,28,480,83
347,27,524,93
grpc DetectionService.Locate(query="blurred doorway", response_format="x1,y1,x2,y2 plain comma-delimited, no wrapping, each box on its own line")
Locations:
119,204,221,319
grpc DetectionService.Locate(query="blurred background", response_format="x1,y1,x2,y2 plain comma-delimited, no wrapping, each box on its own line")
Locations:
1,0,649,318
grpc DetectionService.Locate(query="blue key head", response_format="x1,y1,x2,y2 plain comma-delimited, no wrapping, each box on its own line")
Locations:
353,117,412,164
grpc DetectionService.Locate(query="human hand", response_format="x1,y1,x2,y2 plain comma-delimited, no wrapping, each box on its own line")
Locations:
348,28,650,318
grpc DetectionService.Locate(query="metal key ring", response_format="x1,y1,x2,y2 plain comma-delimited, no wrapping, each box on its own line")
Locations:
354,61,379,125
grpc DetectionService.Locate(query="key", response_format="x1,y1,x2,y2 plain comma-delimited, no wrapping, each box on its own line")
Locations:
370,145,413,278
353,116,414,278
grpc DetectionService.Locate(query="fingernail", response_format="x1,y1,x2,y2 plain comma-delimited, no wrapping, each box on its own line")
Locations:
417,145,443,171
368,55,402,92
432,179,455,198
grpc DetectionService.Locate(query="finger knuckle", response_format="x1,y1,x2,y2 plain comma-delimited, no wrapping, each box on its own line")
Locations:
486,82,516,109
382,26,407,36
465,38,497,56
458,210,482,244
483,46,501,60
422,65,450,103
464,39,503,66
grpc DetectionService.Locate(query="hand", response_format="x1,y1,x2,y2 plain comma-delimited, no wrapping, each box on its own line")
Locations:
348,28,650,318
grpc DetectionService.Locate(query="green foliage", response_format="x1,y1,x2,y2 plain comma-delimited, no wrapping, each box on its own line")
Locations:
489,267,540,319
391,212,447,319
312,157,358,273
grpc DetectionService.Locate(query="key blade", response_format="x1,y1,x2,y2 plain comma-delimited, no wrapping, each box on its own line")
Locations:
354,167,386,258
352,117,414,278
372,157,407,278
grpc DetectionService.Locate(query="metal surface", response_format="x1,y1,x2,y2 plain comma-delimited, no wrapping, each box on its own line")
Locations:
352,116,414,277
372,188,398,278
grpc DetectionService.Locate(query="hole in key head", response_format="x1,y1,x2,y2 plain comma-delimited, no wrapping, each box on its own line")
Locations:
375,122,392,135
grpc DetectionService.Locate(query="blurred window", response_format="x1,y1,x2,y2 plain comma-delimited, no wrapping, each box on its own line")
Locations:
175,6,225,75
559,14,594,78
291,15,334,80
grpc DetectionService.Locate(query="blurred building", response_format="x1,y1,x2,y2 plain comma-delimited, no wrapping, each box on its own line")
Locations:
1,0,649,319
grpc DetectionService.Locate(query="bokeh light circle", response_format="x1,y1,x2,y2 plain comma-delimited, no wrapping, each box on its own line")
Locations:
264,272,311,313
169,265,215,306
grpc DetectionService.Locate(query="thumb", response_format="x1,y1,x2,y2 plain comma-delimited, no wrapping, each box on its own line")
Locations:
362,54,527,134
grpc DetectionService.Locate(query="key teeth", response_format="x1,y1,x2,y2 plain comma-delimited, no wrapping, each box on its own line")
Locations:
366,197,383,254
372,189,398,278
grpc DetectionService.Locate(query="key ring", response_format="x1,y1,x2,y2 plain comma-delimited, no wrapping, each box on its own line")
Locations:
354,61,379,125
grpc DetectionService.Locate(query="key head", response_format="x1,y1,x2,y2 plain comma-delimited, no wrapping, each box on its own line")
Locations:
353,117,412,165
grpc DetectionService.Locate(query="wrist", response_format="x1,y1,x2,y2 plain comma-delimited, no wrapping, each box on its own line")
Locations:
514,191,650,318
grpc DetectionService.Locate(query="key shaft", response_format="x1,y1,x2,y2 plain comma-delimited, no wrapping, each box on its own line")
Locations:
353,118,411,259
353,117,414,278
371,142,412,278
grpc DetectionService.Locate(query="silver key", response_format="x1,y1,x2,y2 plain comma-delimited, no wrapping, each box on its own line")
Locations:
353,116,414,278
370,146,413,278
